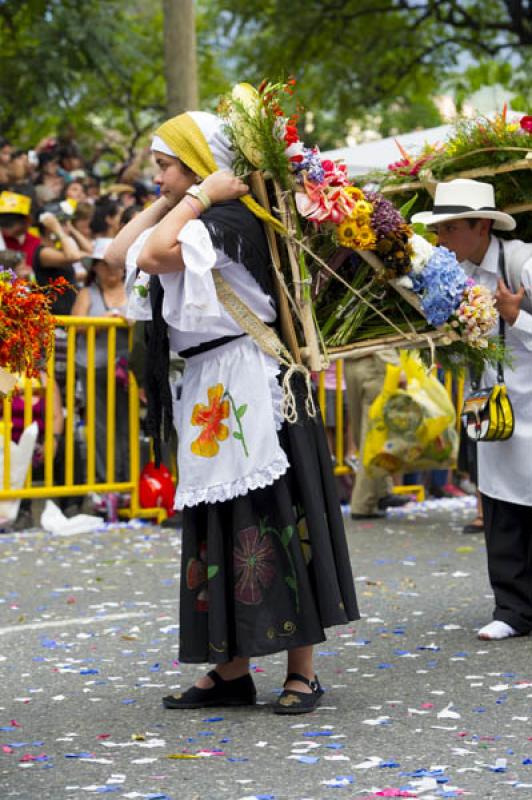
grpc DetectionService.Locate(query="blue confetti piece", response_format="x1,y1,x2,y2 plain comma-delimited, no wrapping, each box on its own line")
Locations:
65,752,95,758
380,761,400,768
40,638,58,649
325,744,344,749
473,707,486,712
227,757,249,762
122,699,136,704
303,731,333,737
326,775,354,787
318,651,338,656
522,758,532,765
80,668,99,675
378,663,394,669
297,755,319,764
150,663,161,672
203,717,224,722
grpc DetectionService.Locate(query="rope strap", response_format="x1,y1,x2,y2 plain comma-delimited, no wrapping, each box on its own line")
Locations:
212,269,316,423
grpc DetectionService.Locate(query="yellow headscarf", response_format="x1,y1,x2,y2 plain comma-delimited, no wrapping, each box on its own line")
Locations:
154,112,286,236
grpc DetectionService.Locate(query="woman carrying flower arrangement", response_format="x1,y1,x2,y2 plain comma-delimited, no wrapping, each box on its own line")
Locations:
106,111,359,715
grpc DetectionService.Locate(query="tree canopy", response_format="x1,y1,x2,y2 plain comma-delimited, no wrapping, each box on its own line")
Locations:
211,0,531,144
0,0,529,153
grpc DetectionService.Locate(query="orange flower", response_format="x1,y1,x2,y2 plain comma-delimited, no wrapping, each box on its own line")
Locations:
190,383,230,458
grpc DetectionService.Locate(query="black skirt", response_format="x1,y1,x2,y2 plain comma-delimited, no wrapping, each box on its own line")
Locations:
178,373,360,663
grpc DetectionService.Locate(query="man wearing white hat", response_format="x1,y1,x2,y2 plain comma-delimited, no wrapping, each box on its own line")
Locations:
413,179,532,641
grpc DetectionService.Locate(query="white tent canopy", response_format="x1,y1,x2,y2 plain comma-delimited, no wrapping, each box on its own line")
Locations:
322,124,453,177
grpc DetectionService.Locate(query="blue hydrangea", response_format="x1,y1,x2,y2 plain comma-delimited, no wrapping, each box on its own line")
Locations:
411,246,467,327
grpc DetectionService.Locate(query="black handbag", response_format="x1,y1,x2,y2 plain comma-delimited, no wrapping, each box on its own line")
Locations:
462,240,514,442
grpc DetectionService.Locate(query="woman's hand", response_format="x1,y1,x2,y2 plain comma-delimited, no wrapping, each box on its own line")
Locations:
39,212,63,236
200,170,249,205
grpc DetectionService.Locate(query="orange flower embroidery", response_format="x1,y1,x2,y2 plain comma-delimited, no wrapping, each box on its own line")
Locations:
190,383,230,458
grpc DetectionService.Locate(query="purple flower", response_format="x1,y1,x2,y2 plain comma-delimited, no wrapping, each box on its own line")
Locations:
365,191,405,238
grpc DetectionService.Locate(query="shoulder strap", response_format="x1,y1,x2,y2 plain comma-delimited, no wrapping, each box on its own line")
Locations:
497,240,506,384
212,269,316,423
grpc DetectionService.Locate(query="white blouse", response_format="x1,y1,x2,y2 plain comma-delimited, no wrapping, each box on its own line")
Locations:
126,219,289,509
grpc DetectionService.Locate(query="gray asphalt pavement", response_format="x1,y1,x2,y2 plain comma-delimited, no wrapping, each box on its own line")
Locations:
1,496,531,800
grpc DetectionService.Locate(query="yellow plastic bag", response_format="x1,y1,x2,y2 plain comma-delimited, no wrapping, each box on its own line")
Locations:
363,352,458,477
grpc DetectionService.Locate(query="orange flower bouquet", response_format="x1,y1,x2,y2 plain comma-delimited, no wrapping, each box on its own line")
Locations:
0,269,70,396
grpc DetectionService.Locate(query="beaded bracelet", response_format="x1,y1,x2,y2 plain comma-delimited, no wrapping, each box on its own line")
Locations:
183,195,201,217
185,184,212,211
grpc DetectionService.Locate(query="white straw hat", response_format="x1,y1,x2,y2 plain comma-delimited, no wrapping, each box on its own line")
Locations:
411,178,516,231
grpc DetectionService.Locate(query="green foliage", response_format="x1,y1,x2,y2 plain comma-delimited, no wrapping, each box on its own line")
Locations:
208,0,530,146
0,0,227,158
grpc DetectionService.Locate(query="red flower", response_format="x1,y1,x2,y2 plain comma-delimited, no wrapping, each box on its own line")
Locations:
520,115,532,133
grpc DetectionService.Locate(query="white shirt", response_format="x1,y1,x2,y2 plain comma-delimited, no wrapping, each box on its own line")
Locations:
461,236,532,504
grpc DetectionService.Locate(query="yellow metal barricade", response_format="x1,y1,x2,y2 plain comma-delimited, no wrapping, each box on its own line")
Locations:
317,358,466,503
0,316,166,523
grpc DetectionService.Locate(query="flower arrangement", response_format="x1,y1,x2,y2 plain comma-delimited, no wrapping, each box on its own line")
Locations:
0,269,70,395
221,80,507,371
381,105,532,242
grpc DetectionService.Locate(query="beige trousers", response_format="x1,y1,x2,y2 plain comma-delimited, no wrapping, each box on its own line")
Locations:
344,355,392,514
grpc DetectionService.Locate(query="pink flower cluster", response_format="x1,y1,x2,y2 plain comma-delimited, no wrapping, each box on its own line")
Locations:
452,282,498,348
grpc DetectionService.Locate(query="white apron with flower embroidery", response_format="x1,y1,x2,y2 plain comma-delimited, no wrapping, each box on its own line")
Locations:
172,336,288,509
126,218,290,510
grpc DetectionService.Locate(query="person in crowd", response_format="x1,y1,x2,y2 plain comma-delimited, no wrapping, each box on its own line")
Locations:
413,178,532,641
33,209,83,311
64,178,88,204
72,201,95,240
344,351,410,519
106,110,359,714
0,137,13,187
1,371,65,530
35,151,64,205
85,175,101,201
71,238,130,485
57,141,85,180
90,196,121,239
0,191,41,275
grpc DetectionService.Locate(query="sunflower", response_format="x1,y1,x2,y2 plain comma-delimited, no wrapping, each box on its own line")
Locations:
355,226,377,250
336,218,361,248
344,185,364,202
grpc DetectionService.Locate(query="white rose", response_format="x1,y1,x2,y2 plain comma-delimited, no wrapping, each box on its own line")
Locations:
410,234,434,274
395,275,414,289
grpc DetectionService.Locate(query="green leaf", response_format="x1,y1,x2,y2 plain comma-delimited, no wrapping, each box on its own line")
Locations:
207,565,219,580
399,193,418,221
235,403,248,419
281,525,294,548
233,431,243,441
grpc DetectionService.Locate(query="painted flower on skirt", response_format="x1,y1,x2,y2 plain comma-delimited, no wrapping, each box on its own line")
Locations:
186,542,219,612
233,526,276,605
520,115,532,133
190,383,230,458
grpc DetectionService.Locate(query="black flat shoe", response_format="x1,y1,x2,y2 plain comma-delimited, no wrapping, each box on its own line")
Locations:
351,511,386,520
162,670,256,709
377,494,411,509
273,672,324,715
